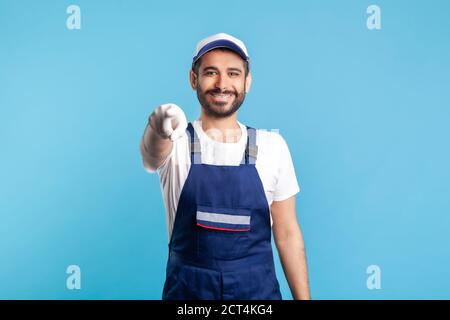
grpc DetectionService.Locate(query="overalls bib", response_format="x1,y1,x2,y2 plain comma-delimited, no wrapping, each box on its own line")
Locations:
162,122,282,300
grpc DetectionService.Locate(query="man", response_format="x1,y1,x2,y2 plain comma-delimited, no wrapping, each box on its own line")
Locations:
140,33,310,300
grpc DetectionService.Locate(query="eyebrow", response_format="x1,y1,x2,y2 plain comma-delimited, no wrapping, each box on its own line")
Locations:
202,66,243,73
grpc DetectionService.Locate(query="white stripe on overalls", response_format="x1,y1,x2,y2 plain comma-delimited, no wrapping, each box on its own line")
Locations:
196,211,250,225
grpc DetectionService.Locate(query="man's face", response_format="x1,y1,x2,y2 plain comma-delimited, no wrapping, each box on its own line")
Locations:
190,49,252,118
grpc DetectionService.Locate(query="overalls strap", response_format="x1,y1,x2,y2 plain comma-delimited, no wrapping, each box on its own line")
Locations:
187,122,201,164
242,126,258,165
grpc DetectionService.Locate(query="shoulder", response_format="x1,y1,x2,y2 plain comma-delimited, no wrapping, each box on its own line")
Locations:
247,127,293,167
254,128,289,151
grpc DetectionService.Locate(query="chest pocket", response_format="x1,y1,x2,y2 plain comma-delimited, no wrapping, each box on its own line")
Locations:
196,205,251,259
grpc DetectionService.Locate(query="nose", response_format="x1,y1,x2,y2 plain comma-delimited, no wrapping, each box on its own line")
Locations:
214,74,230,91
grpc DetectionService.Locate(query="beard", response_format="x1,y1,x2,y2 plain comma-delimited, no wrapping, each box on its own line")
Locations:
196,84,246,118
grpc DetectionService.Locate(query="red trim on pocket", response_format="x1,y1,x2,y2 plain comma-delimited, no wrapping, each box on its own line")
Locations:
196,223,250,232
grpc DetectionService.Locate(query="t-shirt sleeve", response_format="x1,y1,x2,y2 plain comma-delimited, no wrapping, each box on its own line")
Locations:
155,140,177,175
272,133,301,202
156,133,189,183
155,134,190,241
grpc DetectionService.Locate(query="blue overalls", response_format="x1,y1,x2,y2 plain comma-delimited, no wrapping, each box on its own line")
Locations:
162,122,282,300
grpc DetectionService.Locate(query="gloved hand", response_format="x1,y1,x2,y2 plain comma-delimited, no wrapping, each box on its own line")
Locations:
148,103,188,141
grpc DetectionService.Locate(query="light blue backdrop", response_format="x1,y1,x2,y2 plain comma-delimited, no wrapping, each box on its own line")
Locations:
1,0,449,299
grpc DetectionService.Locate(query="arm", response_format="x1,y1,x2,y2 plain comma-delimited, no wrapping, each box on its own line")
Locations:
271,195,311,300
140,121,173,172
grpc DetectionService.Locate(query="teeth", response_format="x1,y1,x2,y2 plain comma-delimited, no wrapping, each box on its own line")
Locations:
212,93,231,97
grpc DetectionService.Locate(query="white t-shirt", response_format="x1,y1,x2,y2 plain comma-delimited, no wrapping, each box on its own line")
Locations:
147,120,300,242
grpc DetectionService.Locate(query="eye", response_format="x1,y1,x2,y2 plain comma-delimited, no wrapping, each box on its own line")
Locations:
229,72,240,77
205,71,217,76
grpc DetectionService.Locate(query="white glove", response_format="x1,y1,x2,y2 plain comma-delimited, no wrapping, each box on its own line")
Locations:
148,103,188,141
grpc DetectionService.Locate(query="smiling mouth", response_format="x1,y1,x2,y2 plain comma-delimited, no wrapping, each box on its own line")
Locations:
208,92,235,103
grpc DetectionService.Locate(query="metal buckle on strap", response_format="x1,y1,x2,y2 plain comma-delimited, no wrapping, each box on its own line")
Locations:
191,141,201,153
248,145,258,159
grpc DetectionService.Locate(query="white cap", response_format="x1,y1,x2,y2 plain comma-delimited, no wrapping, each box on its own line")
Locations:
192,33,250,65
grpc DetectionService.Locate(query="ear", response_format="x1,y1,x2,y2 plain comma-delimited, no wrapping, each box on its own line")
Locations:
245,71,252,93
189,70,197,90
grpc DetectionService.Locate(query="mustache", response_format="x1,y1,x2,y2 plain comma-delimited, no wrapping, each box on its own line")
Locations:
206,88,237,96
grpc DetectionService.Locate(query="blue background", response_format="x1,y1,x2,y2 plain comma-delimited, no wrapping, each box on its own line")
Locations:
1,0,449,299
